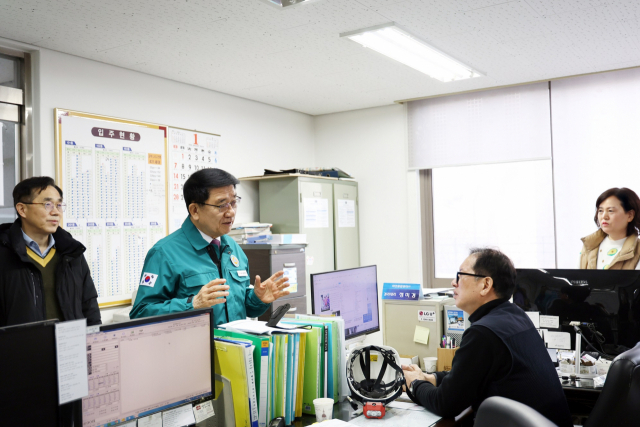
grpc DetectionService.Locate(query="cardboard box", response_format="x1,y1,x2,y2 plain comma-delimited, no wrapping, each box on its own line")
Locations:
436,348,458,371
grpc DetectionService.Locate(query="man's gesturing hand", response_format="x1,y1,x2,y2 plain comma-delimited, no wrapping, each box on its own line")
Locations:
253,271,290,304
192,278,229,309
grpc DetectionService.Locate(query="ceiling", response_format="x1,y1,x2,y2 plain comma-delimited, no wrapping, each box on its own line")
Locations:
1,0,639,115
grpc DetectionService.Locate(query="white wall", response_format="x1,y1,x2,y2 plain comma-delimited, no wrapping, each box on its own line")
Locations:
34,48,316,226
28,48,316,322
314,104,422,345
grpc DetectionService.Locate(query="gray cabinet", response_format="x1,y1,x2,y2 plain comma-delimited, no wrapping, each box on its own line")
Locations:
240,244,307,320
333,181,360,271
241,174,360,309
256,176,335,309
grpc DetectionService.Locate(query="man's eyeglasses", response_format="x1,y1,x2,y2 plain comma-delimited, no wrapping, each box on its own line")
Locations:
22,202,66,213
200,197,241,213
455,271,486,284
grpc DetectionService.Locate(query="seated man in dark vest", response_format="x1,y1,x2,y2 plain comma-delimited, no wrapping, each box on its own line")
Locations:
402,248,572,426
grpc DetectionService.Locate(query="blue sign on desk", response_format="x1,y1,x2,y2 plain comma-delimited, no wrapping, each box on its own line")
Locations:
382,283,423,300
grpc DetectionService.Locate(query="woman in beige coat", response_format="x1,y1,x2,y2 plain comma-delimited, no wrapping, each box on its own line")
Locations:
579,187,640,270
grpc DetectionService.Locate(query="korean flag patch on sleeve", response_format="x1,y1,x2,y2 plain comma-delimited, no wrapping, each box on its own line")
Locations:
140,272,158,288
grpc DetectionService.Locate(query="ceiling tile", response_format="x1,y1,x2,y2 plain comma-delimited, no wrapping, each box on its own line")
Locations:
1,0,639,115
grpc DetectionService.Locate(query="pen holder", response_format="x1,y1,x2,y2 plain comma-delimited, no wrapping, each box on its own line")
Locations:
436,348,458,372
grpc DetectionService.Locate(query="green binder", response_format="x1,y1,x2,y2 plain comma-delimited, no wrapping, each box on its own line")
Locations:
295,316,341,402
289,323,324,414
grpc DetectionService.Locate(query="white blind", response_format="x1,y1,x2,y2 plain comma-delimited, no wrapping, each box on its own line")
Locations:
551,68,640,268
432,160,556,278
408,82,552,169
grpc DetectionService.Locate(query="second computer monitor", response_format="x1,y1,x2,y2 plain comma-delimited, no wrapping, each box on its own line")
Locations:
311,265,380,340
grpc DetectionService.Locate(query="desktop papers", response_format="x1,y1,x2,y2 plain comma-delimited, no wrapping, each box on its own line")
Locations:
350,407,441,426
193,401,215,422
525,312,540,328
540,315,560,328
138,413,162,427
163,404,196,427
55,319,88,404
219,319,310,335
387,401,424,411
545,331,571,350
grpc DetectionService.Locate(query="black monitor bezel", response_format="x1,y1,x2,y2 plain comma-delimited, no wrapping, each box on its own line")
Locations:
83,308,214,425
310,265,380,340
514,268,640,350
0,319,60,426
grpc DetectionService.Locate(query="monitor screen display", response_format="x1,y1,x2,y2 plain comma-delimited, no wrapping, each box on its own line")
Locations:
515,269,640,354
82,310,213,427
0,320,59,426
311,265,380,340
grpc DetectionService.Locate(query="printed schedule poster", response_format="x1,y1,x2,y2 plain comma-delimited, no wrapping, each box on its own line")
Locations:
56,110,168,307
168,128,220,233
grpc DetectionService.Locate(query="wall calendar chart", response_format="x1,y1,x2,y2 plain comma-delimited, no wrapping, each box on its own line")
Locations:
55,109,168,308
167,127,220,233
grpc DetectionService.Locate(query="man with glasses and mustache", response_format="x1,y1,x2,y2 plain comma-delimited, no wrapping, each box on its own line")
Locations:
402,248,572,427
0,176,101,326
131,168,290,326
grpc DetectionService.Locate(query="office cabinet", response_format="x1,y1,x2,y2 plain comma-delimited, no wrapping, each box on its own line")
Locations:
240,244,307,320
382,297,454,367
256,176,336,309
333,181,360,270
242,174,361,309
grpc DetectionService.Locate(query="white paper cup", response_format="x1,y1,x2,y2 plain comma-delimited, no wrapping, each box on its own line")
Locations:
423,356,438,373
313,398,334,422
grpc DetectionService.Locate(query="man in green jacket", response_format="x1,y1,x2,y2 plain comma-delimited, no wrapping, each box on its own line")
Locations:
130,168,289,325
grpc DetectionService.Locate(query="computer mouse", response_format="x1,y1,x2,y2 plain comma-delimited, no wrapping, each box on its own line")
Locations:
268,417,285,427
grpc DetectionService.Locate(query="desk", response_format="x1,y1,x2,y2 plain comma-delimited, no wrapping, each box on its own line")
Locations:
561,380,602,422
293,402,473,427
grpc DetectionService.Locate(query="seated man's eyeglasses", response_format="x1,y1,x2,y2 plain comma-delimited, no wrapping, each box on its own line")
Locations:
200,197,241,213
21,202,67,213
456,271,487,284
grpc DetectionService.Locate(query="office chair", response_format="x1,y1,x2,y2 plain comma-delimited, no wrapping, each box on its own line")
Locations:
584,342,640,427
474,396,557,427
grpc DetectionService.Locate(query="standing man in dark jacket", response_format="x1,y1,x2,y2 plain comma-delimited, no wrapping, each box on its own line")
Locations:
402,248,572,427
0,176,100,327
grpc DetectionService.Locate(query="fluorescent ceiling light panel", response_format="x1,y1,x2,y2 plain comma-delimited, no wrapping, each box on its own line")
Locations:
259,0,320,9
341,23,483,82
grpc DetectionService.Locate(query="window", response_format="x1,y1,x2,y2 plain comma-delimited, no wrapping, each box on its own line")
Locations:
0,52,24,223
430,160,556,278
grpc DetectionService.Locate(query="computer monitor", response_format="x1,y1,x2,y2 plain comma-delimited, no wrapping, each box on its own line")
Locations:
0,319,59,426
514,269,640,355
443,304,470,345
82,309,214,427
310,265,380,341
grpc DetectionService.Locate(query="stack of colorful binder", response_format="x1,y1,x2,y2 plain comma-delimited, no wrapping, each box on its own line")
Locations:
213,315,347,426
